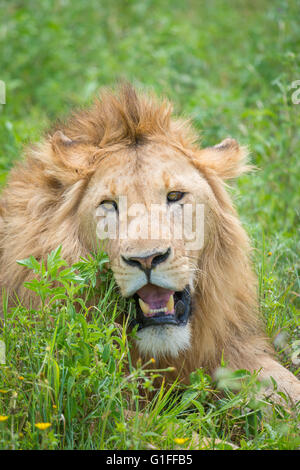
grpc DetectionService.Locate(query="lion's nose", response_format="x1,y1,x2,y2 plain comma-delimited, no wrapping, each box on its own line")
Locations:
122,247,171,271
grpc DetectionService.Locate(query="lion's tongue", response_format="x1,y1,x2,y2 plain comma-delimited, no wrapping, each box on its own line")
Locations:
137,284,174,312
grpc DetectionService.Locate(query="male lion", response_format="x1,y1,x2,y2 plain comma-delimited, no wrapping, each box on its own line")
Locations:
0,84,299,403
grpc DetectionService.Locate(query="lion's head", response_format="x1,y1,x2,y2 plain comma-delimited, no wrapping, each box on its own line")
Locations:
1,84,264,372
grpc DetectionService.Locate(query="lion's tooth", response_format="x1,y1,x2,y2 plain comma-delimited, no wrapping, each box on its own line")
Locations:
139,298,150,315
166,295,174,312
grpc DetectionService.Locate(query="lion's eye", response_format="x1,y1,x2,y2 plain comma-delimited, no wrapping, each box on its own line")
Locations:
167,191,185,203
99,200,118,212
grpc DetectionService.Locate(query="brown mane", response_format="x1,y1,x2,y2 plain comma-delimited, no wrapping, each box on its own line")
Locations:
51,83,197,152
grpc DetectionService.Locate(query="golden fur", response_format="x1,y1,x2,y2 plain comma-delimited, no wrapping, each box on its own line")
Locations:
0,84,299,403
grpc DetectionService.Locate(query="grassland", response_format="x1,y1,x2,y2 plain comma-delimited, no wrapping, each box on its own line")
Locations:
0,0,299,450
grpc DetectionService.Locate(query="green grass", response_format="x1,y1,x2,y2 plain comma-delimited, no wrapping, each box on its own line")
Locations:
0,0,299,450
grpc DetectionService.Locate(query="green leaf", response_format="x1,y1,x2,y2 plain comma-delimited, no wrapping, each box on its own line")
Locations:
17,255,41,273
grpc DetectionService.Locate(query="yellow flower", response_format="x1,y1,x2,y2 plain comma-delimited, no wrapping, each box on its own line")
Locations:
0,416,9,422
52,405,57,409
35,422,51,430
18,376,25,380
267,251,272,256
150,358,156,363
174,437,189,445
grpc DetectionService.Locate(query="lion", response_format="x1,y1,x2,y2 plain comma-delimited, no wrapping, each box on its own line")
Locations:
0,83,299,404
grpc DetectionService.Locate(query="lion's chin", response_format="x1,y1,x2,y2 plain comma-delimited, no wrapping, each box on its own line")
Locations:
134,322,192,360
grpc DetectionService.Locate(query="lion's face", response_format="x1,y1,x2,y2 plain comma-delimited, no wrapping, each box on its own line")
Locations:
79,141,218,359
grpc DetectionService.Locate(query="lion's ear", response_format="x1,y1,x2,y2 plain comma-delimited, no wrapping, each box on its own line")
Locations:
52,130,74,148
51,130,96,173
51,130,79,168
197,138,252,179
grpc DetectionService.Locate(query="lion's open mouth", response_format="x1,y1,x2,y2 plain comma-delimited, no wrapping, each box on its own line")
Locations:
131,284,191,330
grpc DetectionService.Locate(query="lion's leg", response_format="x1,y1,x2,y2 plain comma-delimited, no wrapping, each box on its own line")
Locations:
251,355,300,404
226,352,300,406
224,338,300,405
